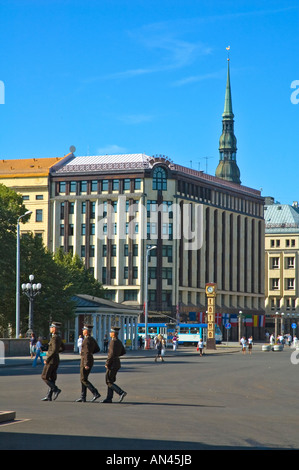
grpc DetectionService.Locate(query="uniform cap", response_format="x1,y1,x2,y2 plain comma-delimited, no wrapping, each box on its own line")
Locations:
83,324,93,331
50,322,62,328
111,326,120,333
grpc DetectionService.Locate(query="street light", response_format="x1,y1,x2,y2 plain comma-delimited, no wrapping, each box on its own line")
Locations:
144,245,157,349
238,310,243,342
16,211,32,338
22,274,42,336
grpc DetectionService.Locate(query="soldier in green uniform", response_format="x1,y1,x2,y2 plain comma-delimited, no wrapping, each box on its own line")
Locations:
101,326,127,403
76,323,101,403
41,322,65,401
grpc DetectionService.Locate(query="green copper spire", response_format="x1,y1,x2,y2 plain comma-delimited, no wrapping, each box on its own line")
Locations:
215,51,241,185
223,60,233,118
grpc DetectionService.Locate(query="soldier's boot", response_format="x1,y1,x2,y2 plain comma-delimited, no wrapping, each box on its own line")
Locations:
101,386,114,403
41,388,53,401
76,385,87,402
111,383,127,403
53,385,61,401
87,384,101,402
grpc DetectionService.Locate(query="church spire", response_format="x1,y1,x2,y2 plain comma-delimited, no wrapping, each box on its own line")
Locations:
215,48,241,185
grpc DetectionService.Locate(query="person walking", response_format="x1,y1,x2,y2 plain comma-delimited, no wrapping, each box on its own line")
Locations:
32,337,44,367
77,335,83,354
247,336,253,355
103,334,109,353
240,336,247,354
76,324,101,403
30,333,37,359
41,322,65,401
154,334,164,362
101,326,127,403
197,337,204,356
172,334,178,351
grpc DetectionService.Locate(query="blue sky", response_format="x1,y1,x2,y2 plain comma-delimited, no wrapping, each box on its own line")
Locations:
0,0,298,204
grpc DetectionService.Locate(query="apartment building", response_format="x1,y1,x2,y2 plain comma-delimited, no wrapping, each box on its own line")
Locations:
264,197,299,332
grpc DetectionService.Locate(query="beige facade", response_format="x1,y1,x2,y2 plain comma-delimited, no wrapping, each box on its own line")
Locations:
0,157,65,244
264,199,299,331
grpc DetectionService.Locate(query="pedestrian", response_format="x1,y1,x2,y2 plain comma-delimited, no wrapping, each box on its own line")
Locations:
247,336,253,355
197,337,204,356
76,324,101,403
240,336,247,354
101,326,127,403
77,335,83,354
270,333,275,346
172,334,178,351
154,334,164,362
30,333,37,358
287,334,292,347
32,337,44,367
41,322,65,401
103,334,109,353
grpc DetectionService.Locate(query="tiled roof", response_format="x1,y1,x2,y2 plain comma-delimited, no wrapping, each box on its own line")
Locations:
0,157,63,177
52,153,261,197
265,203,299,233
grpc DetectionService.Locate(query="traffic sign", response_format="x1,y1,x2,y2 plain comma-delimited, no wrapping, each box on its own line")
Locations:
291,323,297,329
225,323,231,329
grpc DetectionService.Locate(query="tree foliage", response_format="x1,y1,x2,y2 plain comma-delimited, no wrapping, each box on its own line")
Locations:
0,184,105,337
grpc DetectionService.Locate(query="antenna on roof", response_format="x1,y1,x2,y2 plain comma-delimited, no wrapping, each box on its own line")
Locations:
69,145,76,154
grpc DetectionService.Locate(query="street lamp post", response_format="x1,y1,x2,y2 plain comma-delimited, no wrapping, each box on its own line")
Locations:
238,310,243,342
144,245,157,350
22,274,42,336
16,211,32,338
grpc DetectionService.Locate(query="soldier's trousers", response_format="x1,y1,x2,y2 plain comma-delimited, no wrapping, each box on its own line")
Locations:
41,363,59,390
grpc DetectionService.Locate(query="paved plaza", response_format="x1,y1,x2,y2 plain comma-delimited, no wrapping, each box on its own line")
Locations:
0,343,299,451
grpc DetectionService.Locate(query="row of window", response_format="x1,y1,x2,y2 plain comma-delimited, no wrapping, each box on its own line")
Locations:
270,298,297,310
22,195,44,201
270,239,296,248
58,179,142,194
269,257,296,269
270,278,296,290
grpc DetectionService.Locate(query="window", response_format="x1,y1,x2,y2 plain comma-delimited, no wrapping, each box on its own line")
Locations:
60,203,65,220
90,201,96,219
286,278,295,290
152,167,167,191
36,209,43,222
270,257,279,269
81,224,86,236
286,257,295,268
102,180,108,191
89,245,95,257
124,179,130,191
124,244,129,257
111,244,117,256
81,246,86,257
59,182,66,193
133,244,138,256
81,202,86,214
70,181,77,193
134,179,141,190
22,195,29,201
69,224,74,236
91,180,98,192
102,244,107,257
80,181,87,193
36,195,43,200
111,267,116,279
162,267,172,285
112,179,119,191
124,267,128,279
60,224,64,236
90,223,95,235
124,290,138,301
69,202,75,214
271,278,280,290
133,267,138,279
102,267,107,284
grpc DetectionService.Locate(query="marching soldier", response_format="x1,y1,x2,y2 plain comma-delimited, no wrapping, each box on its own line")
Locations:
41,322,65,401
101,326,127,403
76,324,101,403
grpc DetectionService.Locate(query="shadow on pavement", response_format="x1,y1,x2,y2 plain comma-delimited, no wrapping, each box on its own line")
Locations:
0,431,274,450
